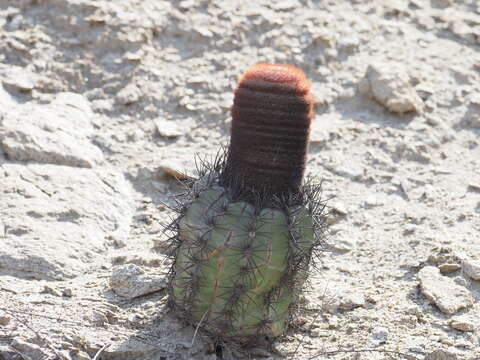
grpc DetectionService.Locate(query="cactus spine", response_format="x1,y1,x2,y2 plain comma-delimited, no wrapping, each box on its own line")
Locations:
167,63,326,344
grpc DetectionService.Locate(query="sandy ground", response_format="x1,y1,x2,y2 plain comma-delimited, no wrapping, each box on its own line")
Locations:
0,1,480,359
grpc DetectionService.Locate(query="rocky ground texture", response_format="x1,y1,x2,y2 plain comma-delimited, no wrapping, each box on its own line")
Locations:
0,0,480,359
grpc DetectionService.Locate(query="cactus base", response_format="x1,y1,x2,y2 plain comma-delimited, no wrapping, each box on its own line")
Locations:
166,156,327,344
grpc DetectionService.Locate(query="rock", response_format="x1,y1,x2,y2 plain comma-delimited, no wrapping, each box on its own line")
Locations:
11,338,48,360
62,288,73,297
364,195,384,207
438,263,461,274
0,84,17,110
110,264,167,299
325,288,365,313
0,345,23,360
450,315,476,332
453,276,468,287
0,164,133,280
468,183,480,192
417,266,474,314
41,285,62,297
467,113,480,128
430,0,453,8
330,203,348,216
334,161,364,180
116,83,142,105
0,92,103,168
424,350,457,360
2,67,36,92
359,62,424,114
84,322,206,360
370,326,389,345
0,314,11,325
269,0,300,10
330,231,356,253
155,119,182,138
463,259,480,280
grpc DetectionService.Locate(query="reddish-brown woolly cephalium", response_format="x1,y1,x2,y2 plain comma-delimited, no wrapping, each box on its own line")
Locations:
224,63,314,199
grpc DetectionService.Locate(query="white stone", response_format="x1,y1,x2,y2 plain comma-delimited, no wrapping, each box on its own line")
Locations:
324,287,365,313
335,161,364,180
0,92,103,168
330,230,356,253
2,67,36,91
0,314,11,325
463,259,480,280
116,83,142,105
450,315,476,332
424,350,457,360
11,338,48,359
417,266,474,314
359,62,424,114
370,326,389,343
155,119,182,138
110,264,167,299
0,164,133,280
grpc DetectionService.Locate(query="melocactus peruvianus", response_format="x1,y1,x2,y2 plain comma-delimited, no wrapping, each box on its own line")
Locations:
166,63,328,345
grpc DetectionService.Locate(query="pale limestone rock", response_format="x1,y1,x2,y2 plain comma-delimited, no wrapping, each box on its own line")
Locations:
110,264,167,299
450,315,476,332
0,314,11,325
116,83,142,105
418,266,474,314
155,119,182,138
369,326,389,345
438,263,461,274
424,350,457,360
0,164,133,280
11,338,48,360
324,287,366,313
330,230,356,253
2,66,36,91
0,92,103,168
463,259,480,280
334,161,364,180
359,62,424,114
0,345,19,359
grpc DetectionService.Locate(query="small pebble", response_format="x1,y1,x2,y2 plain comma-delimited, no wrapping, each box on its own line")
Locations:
62,288,73,297
0,314,11,325
450,315,475,332
155,119,182,138
424,349,457,360
370,326,389,345
438,263,460,274
463,259,480,280
116,83,142,105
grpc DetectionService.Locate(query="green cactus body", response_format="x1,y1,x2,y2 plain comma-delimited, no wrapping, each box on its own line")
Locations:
170,183,314,341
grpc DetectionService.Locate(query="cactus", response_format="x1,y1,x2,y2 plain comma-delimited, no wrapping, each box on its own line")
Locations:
167,63,327,344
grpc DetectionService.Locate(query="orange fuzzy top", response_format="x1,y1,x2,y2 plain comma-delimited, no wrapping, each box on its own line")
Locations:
223,63,314,198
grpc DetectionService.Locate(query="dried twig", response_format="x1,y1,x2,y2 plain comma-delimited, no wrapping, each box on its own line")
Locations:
92,343,110,360
191,310,209,348
3,308,63,359
293,281,333,356
0,307,161,351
